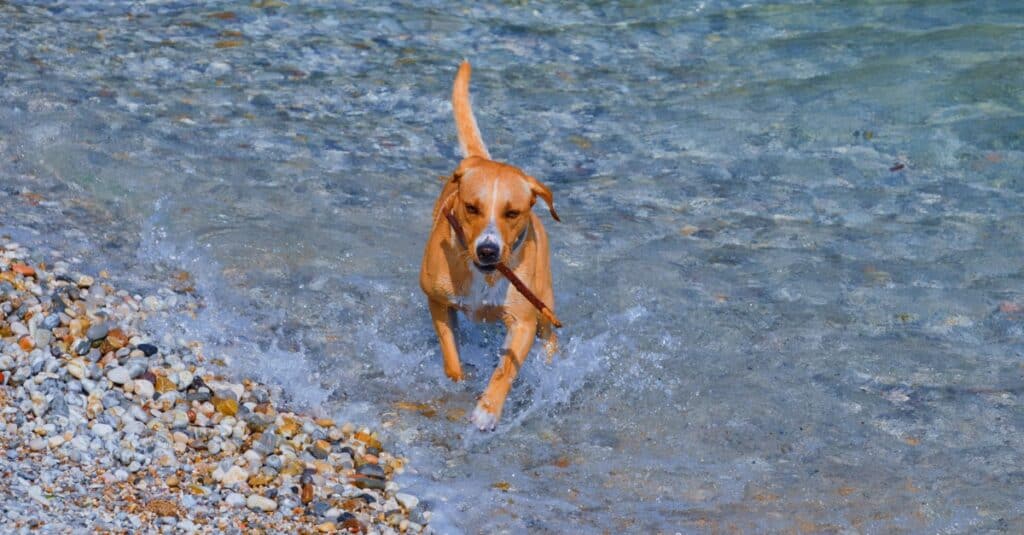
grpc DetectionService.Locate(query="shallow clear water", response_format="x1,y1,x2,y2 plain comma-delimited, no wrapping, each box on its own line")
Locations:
2,0,1024,532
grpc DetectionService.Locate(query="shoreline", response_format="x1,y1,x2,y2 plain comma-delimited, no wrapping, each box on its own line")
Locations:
0,238,428,533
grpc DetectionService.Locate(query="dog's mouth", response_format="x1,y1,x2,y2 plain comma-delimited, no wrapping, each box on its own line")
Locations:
473,261,498,273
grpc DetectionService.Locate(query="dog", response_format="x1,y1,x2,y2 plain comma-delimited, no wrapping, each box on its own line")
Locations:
420,61,560,431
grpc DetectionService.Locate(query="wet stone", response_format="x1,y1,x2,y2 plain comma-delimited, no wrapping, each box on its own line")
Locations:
86,323,109,341
137,343,158,357
246,494,278,512
309,440,330,459
72,339,91,355
186,389,211,403
106,367,131,385
42,314,60,330
310,501,330,516
351,476,386,491
356,463,385,479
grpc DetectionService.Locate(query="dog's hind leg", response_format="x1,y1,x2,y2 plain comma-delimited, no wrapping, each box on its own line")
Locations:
428,298,463,382
471,319,537,431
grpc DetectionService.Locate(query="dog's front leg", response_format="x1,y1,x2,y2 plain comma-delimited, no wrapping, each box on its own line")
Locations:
428,298,463,382
471,317,537,430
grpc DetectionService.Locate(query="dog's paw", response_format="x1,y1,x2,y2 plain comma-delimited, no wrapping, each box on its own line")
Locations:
444,366,464,382
470,404,499,431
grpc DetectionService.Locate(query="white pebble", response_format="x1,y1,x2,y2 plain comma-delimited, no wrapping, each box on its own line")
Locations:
246,494,278,512
106,367,131,385
395,492,419,510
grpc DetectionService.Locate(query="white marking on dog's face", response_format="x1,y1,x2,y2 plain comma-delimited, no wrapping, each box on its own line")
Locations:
472,179,503,256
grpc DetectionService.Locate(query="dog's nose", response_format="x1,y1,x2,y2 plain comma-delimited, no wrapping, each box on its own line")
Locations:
476,242,500,264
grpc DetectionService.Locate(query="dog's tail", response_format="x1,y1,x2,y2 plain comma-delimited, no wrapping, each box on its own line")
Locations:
452,61,491,159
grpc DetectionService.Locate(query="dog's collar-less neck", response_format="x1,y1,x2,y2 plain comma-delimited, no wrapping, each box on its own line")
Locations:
509,220,530,255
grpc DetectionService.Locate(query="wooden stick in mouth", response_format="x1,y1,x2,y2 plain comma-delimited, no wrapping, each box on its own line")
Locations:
445,211,563,328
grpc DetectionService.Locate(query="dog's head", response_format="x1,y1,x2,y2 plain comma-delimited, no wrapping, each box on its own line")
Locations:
449,156,559,272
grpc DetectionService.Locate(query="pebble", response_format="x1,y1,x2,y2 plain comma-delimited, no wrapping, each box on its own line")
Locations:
91,423,114,438
224,492,247,508
221,466,249,486
246,494,278,512
66,358,87,380
86,323,109,341
357,463,386,478
134,379,155,399
396,493,419,510
106,367,131,385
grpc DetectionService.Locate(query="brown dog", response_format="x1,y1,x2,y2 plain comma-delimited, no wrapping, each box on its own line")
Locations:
419,61,560,431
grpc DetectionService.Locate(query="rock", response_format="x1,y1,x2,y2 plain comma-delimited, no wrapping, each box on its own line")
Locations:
87,323,109,341
279,418,300,438
175,370,193,390
66,358,87,380
224,492,246,508
142,295,162,311
340,518,364,533
91,423,114,438
246,494,278,512
106,328,129,349
310,439,331,459
186,389,212,402
395,493,419,510
145,499,179,518
351,476,386,491
212,397,238,416
171,410,190,430
154,375,177,394
137,343,159,356
265,455,282,471
356,463,385,478
133,379,155,399
72,338,91,356
106,367,131,385
221,466,249,486
12,263,36,277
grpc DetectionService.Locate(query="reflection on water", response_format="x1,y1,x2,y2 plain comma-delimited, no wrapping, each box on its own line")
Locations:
2,1,1023,531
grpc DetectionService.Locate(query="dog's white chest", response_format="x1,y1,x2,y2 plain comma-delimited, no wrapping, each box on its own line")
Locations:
460,269,509,317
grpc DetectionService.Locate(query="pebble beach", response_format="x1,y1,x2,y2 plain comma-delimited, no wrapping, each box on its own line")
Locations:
0,238,427,534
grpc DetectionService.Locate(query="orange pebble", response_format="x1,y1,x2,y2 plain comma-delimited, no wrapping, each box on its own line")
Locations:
11,263,35,277
18,336,35,351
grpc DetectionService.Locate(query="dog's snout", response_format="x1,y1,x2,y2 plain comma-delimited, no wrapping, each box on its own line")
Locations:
476,242,500,264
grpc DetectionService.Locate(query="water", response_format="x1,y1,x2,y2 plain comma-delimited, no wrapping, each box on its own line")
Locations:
2,1,1023,532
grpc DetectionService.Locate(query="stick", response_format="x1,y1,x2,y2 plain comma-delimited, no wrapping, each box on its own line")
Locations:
494,263,563,328
445,211,562,328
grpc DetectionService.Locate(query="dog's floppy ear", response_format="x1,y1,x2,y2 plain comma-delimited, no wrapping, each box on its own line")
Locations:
451,156,485,183
524,175,560,222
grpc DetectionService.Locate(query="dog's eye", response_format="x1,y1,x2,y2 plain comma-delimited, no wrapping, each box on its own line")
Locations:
465,204,479,215
505,210,520,219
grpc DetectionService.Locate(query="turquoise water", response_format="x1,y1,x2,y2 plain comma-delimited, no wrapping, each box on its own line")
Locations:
2,1,1023,532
